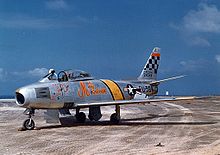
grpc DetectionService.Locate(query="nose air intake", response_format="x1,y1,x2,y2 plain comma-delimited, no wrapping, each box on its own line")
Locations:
16,92,25,105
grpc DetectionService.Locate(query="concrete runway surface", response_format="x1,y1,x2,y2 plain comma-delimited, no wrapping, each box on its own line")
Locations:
0,97,220,155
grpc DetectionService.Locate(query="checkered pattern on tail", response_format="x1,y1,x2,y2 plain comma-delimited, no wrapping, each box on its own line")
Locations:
138,47,160,81
144,55,160,74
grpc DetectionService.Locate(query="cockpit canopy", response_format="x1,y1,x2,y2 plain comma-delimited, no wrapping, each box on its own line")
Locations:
58,70,93,82
40,69,94,82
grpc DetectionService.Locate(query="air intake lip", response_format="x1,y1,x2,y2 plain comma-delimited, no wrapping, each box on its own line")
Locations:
16,92,25,105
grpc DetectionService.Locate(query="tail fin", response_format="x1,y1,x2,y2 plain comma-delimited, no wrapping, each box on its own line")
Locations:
138,47,160,81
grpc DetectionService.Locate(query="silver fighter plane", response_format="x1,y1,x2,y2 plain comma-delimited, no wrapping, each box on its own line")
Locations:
15,47,196,130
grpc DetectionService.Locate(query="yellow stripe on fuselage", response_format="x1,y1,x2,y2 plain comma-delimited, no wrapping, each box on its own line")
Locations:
101,80,124,100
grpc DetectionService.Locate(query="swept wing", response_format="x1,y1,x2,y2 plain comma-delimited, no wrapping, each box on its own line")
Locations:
76,96,199,108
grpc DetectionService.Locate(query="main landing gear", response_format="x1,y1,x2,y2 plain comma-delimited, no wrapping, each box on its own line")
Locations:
75,108,86,123
110,105,120,124
22,108,35,130
75,106,121,124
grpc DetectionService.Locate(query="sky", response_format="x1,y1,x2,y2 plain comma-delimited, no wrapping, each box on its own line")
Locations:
0,0,220,95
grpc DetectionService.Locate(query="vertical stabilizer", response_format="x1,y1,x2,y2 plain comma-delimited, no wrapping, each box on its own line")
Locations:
138,47,160,81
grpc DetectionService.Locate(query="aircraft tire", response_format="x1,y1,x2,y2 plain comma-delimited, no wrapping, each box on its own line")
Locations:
88,114,94,121
110,113,120,124
23,118,35,130
76,112,86,123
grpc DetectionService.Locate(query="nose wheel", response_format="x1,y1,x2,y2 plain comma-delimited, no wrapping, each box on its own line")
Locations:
22,108,36,130
23,118,35,130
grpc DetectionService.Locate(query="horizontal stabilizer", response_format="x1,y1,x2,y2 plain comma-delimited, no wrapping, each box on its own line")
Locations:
150,75,185,85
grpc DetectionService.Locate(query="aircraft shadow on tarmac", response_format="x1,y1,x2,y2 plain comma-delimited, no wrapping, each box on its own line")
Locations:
35,115,217,130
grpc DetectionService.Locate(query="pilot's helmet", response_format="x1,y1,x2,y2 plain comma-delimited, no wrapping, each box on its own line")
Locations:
49,69,55,74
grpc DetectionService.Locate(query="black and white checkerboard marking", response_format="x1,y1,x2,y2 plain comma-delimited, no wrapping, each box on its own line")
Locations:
143,55,160,74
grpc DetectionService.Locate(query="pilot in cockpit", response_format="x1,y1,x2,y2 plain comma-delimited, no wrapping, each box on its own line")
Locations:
48,69,57,80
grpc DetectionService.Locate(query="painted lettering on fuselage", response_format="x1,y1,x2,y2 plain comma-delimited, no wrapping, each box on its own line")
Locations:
78,81,106,98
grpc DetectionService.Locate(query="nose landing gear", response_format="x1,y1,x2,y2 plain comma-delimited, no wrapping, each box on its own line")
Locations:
22,108,35,130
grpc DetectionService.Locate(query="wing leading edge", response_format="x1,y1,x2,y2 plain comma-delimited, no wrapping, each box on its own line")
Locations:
76,96,201,108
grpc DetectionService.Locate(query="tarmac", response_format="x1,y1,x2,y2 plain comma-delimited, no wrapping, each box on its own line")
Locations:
0,97,220,155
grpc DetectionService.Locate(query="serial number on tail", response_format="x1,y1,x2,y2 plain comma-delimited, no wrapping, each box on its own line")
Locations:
144,71,153,77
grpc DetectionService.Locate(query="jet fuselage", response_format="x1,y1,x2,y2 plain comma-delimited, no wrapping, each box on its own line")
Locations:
16,78,158,109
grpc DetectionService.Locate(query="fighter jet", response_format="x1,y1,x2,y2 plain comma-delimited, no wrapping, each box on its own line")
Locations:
15,47,196,130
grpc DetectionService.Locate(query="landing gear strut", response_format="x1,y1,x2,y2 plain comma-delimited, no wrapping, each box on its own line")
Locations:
22,108,35,130
75,108,86,123
110,105,120,124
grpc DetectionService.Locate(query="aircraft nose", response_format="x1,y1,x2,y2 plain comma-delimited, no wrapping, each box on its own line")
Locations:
15,88,31,107
16,92,25,105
